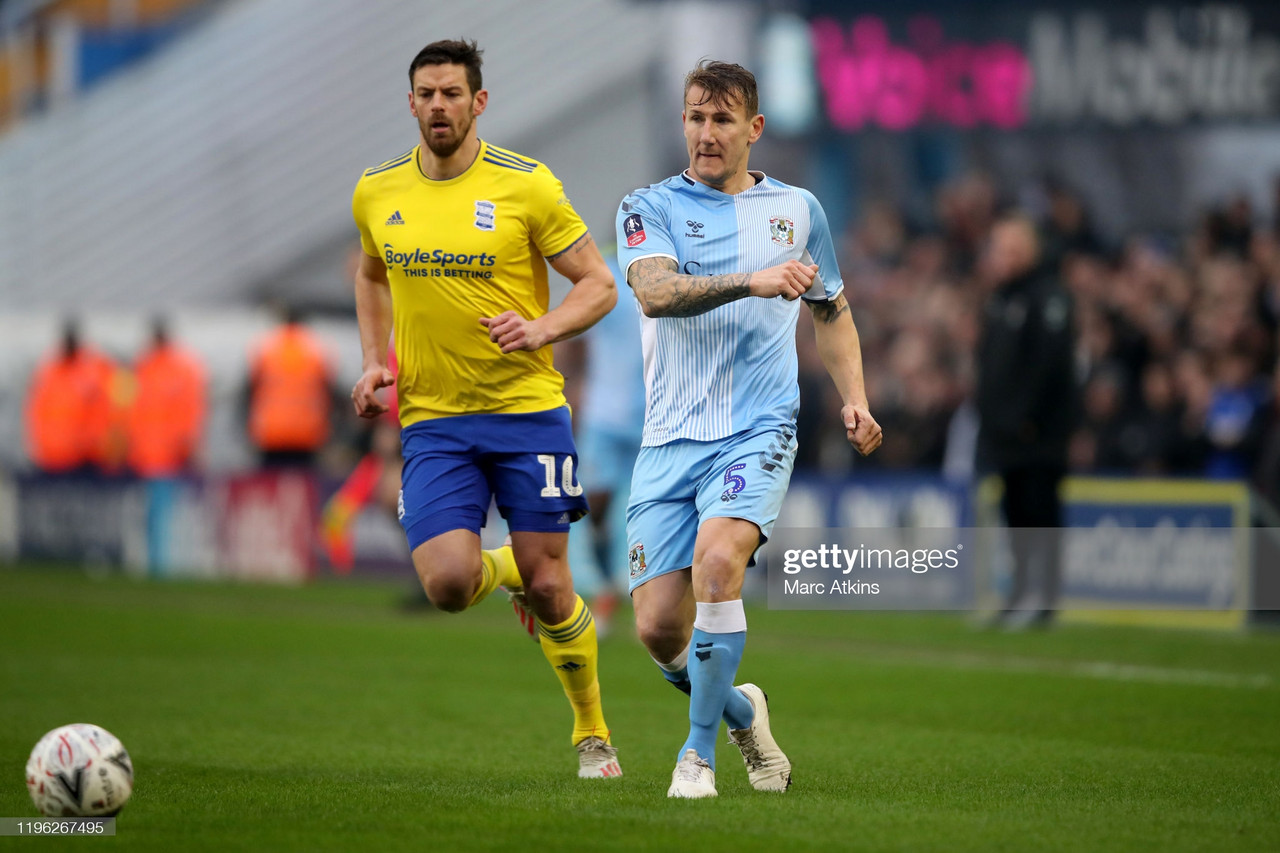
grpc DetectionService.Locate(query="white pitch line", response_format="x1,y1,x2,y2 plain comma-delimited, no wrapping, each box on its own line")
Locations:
1068,661,1272,689
833,644,1275,689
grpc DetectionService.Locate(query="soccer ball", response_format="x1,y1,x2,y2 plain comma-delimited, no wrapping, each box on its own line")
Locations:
25,724,134,817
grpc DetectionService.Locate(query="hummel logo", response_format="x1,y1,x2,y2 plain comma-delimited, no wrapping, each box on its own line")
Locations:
386,211,405,225
694,642,713,662
685,219,706,239
556,661,586,672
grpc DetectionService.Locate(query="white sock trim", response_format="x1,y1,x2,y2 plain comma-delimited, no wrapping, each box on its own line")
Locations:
652,641,690,673
694,599,747,634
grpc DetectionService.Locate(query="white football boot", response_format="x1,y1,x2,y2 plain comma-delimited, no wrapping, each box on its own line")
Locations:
575,736,622,779
667,748,717,798
727,683,792,792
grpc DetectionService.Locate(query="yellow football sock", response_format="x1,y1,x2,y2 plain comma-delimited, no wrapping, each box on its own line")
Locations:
471,545,521,608
537,595,610,745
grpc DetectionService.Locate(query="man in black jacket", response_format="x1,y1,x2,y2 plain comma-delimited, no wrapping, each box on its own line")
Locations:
976,215,1077,627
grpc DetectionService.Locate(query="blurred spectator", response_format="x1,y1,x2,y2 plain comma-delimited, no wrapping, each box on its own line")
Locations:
841,199,908,287
975,215,1076,626
1075,367,1128,472
1204,348,1269,479
246,307,336,468
1041,179,1102,269
874,329,954,468
1201,194,1253,260
1126,360,1192,476
126,317,207,477
1168,350,1214,470
936,173,996,276
24,320,120,473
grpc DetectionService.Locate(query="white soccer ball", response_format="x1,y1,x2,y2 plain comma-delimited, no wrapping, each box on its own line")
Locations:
25,724,134,817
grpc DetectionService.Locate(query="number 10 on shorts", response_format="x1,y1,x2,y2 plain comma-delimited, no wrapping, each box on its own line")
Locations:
538,454,583,498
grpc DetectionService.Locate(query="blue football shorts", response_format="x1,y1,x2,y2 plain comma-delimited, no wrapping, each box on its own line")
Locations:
398,407,588,550
625,422,797,592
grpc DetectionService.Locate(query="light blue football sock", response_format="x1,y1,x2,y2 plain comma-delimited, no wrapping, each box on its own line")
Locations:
677,600,749,770
652,645,755,730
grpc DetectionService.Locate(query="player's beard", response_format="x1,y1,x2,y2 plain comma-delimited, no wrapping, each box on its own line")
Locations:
421,110,474,159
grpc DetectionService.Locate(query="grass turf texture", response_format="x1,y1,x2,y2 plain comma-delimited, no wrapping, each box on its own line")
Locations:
1,567,1278,852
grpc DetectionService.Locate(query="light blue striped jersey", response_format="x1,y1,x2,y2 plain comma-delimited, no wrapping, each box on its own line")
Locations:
615,171,843,446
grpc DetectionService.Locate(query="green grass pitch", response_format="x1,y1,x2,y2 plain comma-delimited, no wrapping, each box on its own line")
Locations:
1,566,1278,852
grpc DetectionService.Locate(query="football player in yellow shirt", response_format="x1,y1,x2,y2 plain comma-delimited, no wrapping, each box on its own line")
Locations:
350,39,620,779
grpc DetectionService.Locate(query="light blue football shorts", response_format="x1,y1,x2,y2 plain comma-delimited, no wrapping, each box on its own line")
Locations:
625,422,797,593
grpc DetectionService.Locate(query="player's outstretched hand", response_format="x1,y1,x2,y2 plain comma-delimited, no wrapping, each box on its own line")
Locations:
843,404,883,456
749,260,819,301
352,366,395,419
480,311,551,353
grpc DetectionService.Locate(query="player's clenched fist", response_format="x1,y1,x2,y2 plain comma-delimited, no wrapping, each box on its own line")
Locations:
842,403,883,456
749,260,819,301
352,365,395,418
480,311,551,353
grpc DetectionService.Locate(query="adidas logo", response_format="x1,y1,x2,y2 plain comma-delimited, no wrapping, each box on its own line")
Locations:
557,512,570,524
385,211,405,225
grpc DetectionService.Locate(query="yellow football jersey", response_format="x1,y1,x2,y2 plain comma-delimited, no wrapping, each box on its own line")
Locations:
352,141,587,426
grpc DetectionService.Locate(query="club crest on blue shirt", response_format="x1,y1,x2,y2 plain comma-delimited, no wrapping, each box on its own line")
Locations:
769,215,795,247
474,200,496,232
624,213,646,247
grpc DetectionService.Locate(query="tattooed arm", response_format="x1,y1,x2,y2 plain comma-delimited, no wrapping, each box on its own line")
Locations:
810,293,882,456
627,256,819,318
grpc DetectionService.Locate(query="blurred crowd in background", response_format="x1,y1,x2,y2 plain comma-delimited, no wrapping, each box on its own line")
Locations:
23,173,1280,510
794,174,1280,508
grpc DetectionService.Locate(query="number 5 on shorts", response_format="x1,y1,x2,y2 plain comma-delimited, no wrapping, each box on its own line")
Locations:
537,454,583,498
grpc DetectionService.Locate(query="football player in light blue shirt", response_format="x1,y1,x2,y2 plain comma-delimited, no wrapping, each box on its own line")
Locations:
616,61,882,799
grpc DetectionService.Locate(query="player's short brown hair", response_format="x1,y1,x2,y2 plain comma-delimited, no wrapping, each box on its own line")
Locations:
683,61,759,118
409,39,483,95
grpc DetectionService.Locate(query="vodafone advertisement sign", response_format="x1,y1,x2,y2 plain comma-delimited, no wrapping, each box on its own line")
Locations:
762,3,1280,132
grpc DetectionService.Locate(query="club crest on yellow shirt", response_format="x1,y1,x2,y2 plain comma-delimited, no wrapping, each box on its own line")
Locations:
475,200,496,232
